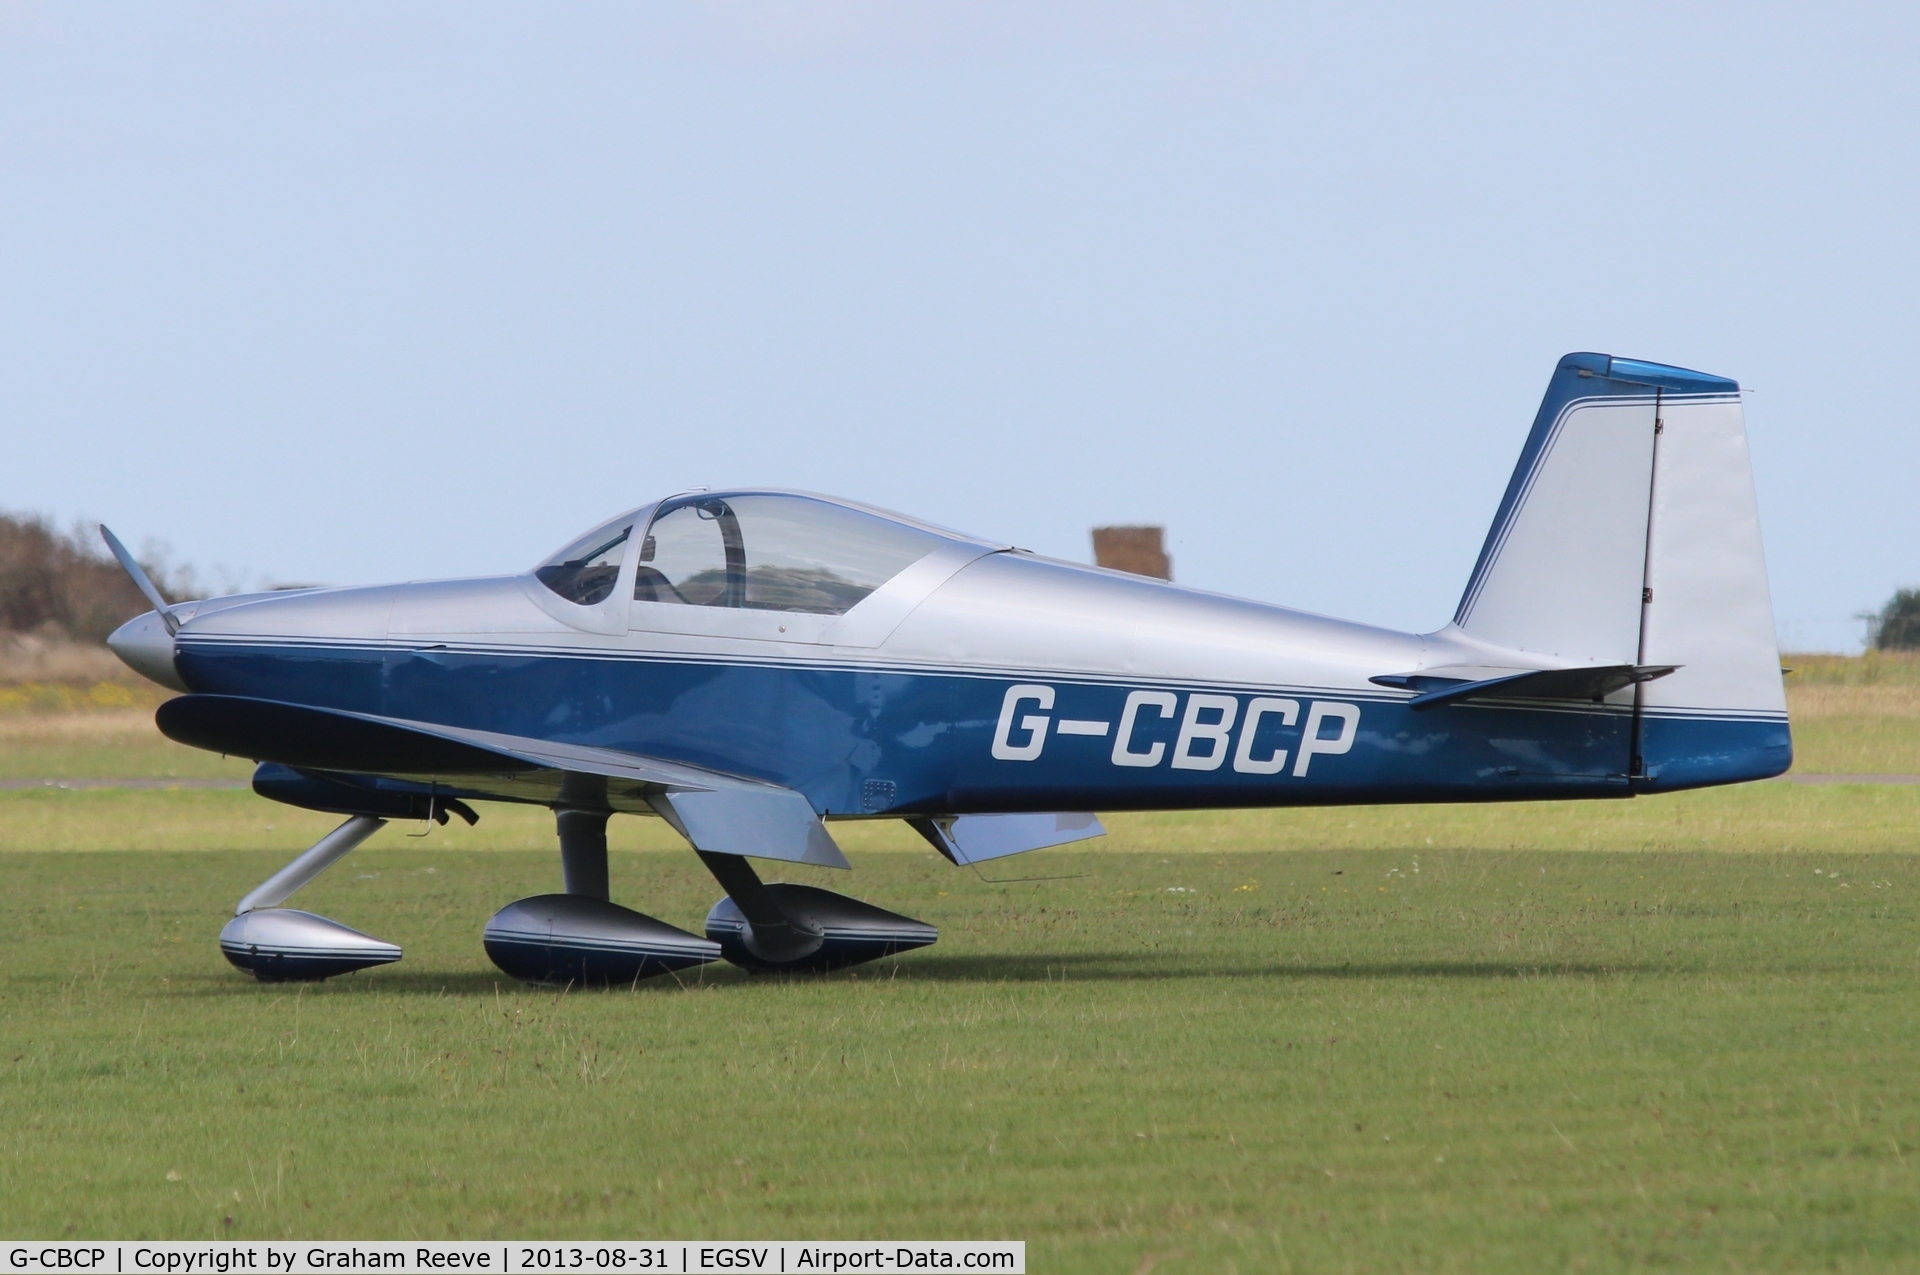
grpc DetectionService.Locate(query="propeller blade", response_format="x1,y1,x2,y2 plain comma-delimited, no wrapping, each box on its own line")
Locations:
99,524,178,635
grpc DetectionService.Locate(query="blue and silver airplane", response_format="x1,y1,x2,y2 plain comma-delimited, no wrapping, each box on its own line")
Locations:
104,352,1789,985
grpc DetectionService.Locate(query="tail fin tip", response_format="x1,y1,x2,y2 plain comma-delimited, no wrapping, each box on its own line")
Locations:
1557,351,1739,394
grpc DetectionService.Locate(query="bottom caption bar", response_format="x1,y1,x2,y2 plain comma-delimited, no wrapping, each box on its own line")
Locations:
2,1244,1022,1275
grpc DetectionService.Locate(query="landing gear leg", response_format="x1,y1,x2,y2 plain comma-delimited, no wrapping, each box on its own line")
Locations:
219,814,402,981
556,807,610,900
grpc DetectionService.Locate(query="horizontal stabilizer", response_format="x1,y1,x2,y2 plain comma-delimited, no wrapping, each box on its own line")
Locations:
1373,664,1677,711
909,812,1105,865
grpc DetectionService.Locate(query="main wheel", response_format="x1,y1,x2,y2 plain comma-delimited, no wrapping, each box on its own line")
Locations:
704,884,937,972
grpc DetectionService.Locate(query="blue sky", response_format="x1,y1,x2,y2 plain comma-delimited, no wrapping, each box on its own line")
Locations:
3,3,1915,649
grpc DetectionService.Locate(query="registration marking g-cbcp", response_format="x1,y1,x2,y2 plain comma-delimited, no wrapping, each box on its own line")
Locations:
991,683,1359,777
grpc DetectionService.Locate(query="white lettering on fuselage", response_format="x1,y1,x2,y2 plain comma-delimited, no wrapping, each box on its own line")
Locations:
1112,691,1176,767
992,683,1360,776
990,684,1054,760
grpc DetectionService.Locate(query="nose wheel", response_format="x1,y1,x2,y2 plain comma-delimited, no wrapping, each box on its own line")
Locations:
221,908,400,981
220,814,402,982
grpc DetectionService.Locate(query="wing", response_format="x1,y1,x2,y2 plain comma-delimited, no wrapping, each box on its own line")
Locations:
155,694,847,868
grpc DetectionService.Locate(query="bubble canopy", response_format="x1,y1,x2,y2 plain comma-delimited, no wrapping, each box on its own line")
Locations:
536,492,967,615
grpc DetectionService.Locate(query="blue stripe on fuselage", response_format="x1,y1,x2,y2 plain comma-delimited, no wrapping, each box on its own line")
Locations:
173,640,1787,814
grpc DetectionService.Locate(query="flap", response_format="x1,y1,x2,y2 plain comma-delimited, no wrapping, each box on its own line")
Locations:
650,789,849,869
910,812,1105,866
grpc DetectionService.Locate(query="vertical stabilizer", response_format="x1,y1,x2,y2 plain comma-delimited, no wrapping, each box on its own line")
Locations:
1453,356,1662,664
1448,353,1788,787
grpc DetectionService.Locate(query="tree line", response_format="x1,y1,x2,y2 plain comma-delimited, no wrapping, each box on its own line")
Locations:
0,513,184,644
1870,589,1920,650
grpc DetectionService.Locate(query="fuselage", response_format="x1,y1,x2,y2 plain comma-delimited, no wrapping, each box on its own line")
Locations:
128,493,1791,818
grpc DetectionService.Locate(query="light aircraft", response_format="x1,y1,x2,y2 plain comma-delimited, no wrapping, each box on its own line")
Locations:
104,352,1788,985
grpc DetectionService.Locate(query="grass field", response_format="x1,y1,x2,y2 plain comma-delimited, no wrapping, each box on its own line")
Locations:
1,658,1917,1268
1776,652,1920,777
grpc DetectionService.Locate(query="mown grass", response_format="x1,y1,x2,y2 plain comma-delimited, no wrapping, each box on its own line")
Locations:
4,782,1920,858
1,836,1916,1270
0,709,251,781
2,653,1918,1265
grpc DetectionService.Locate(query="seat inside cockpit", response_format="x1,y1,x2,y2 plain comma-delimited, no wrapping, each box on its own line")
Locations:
635,494,945,614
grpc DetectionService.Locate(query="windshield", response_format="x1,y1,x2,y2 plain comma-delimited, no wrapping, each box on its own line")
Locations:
534,518,632,606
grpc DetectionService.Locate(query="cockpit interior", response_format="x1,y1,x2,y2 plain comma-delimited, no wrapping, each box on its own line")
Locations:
535,492,952,616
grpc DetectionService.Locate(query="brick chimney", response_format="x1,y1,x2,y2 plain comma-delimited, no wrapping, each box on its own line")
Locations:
1091,525,1171,581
